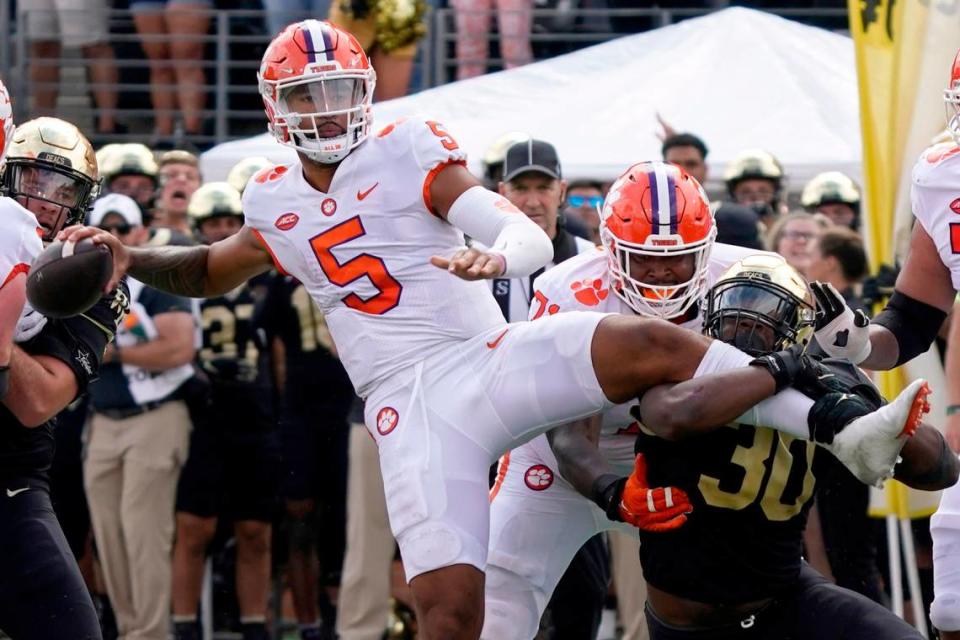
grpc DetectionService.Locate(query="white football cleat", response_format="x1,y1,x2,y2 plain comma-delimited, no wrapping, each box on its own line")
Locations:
826,379,931,487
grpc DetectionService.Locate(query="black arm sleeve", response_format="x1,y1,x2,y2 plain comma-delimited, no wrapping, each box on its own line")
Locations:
873,291,948,367
25,281,128,395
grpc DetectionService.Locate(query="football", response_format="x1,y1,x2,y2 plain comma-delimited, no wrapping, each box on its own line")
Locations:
26,238,113,319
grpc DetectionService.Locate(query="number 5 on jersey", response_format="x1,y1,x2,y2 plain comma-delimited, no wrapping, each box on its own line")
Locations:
310,216,402,315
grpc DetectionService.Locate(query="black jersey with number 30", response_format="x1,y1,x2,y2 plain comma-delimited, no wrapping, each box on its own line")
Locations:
636,359,876,605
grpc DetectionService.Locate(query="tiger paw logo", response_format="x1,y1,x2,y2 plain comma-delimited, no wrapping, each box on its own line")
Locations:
376,406,399,436
571,278,609,306
524,464,554,491
321,198,337,217
254,165,287,184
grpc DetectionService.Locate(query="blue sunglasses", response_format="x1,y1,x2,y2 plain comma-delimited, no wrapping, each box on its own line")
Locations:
568,195,604,208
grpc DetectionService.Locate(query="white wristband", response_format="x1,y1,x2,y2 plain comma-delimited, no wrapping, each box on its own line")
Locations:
446,186,553,278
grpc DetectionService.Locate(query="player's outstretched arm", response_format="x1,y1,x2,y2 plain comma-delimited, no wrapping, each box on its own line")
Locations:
893,423,960,491
60,225,273,298
427,163,552,280
814,224,953,369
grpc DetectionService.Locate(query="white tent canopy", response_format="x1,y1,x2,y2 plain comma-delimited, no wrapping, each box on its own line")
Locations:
201,7,860,190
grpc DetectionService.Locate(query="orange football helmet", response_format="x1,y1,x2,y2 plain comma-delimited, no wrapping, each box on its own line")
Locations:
258,20,376,164
946,48,960,145
600,161,716,319
0,79,13,166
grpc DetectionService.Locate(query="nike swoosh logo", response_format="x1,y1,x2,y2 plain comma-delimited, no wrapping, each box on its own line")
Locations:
486,328,509,349
357,182,379,201
6,486,28,498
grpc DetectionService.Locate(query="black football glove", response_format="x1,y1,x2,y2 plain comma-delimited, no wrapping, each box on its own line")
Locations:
807,391,876,445
749,343,807,393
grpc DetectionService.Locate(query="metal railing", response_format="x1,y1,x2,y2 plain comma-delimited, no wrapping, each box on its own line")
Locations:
0,2,850,150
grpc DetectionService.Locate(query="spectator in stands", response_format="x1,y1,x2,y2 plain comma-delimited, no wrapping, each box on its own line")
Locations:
765,211,824,279
565,179,604,244
806,226,869,314
662,132,708,186
482,130,529,190
100,143,159,216
452,0,534,79
172,183,279,640
84,195,197,640
724,148,787,228
19,0,120,136
325,1,427,100
801,171,862,231
153,150,202,235
130,0,212,143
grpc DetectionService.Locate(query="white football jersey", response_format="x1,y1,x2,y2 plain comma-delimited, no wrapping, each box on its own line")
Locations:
0,197,42,288
911,142,960,290
242,118,506,396
530,242,766,465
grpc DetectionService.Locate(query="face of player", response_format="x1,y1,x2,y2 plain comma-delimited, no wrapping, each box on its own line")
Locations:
109,174,156,209
719,316,777,354
159,163,201,217
816,202,856,229
775,218,819,277
627,252,696,287
15,165,80,237
501,172,565,239
566,186,603,244
282,80,353,140
665,145,707,185
198,215,243,244
733,178,777,207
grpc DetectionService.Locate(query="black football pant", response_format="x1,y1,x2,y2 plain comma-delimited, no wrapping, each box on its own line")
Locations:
645,563,922,640
0,479,101,640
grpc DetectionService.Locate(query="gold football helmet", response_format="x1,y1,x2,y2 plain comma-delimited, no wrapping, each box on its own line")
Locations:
2,117,100,240
723,149,784,193
801,171,860,210
100,143,158,183
704,254,815,356
226,156,272,194
187,181,243,227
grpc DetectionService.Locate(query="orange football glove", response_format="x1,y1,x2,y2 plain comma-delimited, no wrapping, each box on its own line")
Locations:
618,454,693,532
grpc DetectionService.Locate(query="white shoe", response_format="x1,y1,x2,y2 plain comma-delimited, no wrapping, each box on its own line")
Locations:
826,379,931,487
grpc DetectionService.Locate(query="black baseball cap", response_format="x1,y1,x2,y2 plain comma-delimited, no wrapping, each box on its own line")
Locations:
502,139,562,183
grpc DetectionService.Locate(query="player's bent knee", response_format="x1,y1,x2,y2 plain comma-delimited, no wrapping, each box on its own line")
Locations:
235,521,271,556
932,593,960,632
177,514,216,551
482,595,539,640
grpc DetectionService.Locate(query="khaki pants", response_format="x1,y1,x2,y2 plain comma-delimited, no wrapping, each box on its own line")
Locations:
84,401,191,640
610,531,649,640
336,423,395,640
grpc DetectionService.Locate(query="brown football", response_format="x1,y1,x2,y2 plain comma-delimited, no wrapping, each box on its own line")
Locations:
26,238,113,319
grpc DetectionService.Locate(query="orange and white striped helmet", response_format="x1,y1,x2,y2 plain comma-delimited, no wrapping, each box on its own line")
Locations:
258,20,376,164
600,161,716,319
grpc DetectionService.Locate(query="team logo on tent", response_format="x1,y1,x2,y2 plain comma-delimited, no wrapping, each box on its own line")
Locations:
524,465,554,491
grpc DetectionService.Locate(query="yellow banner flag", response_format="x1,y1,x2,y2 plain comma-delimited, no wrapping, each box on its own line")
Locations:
849,1,960,518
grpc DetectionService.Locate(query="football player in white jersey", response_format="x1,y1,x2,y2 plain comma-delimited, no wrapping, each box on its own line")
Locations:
61,22,930,639
796,49,960,640
483,161,767,639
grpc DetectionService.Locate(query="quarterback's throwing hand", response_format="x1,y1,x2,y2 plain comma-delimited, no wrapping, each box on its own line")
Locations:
619,454,692,532
810,281,872,363
430,247,505,281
